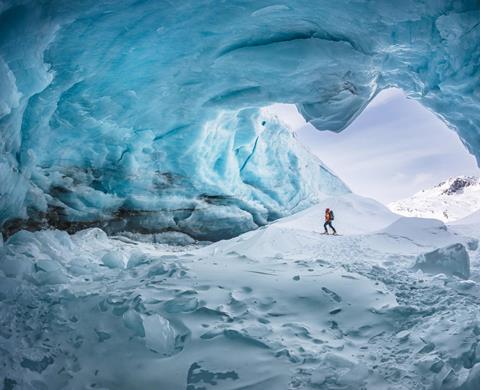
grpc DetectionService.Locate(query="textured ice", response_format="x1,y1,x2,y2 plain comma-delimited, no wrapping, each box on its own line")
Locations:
101,251,126,269
414,243,470,279
1,0,479,238
2,194,480,388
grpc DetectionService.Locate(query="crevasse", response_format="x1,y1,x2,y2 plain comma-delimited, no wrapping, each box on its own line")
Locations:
0,0,479,239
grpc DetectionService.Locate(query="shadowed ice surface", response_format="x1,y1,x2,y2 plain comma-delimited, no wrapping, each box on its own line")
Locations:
2,194,480,389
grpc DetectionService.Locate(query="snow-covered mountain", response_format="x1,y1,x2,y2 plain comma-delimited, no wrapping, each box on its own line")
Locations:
389,176,480,222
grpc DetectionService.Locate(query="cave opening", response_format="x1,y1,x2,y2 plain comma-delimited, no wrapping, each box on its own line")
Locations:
265,88,480,208
2,3,480,389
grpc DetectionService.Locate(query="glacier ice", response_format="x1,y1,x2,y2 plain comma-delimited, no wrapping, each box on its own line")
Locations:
101,251,126,269
2,3,480,386
414,242,470,279
1,0,479,238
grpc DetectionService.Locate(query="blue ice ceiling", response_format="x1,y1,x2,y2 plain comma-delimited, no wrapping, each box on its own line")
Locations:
0,0,479,239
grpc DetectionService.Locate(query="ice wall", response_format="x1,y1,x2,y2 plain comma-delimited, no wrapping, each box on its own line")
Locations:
0,0,479,238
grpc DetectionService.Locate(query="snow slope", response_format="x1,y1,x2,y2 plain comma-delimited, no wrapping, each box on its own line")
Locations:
274,194,399,235
2,193,480,389
452,209,480,226
389,176,480,222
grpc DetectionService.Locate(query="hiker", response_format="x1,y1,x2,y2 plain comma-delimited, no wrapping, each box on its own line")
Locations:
323,208,337,235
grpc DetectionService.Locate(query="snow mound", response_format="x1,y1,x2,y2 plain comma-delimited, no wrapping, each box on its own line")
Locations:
379,217,457,247
414,243,470,279
274,193,400,235
204,193,400,260
450,209,480,226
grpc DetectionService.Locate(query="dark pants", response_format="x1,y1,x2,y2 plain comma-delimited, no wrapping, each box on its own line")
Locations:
324,221,336,234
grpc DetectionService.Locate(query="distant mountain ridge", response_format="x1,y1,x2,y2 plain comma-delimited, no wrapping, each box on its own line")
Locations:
388,176,480,222
438,176,479,195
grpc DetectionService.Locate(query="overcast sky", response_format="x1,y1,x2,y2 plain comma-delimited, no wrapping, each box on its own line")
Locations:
265,88,480,204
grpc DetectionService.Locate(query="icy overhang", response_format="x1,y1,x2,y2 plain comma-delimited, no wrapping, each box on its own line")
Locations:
0,0,479,239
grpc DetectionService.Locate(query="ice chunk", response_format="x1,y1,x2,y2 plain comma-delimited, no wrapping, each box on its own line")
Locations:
460,363,480,390
101,251,126,269
466,238,479,251
414,243,470,279
123,310,145,337
142,314,176,355
33,259,68,285
179,205,259,241
120,231,196,246
0,256,33,279
126,251,151,269
310,354,369,388
74,228,108,242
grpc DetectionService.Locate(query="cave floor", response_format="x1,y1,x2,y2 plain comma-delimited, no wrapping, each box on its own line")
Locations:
1,199,480,389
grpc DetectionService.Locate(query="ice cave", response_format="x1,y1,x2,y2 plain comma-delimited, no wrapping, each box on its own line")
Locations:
1,1,480,389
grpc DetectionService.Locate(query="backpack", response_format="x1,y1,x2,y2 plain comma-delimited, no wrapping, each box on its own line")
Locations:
329,210,334,220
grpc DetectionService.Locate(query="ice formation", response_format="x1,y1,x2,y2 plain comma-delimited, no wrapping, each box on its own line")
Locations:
2,2,480,388
414,243,470,279
1,0,480,237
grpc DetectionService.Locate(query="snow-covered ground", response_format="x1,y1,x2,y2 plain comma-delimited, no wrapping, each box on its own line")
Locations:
452,210,480,226
1,194,480,389
389,176,480,222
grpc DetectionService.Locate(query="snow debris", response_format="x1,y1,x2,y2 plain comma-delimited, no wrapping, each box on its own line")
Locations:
1,194,480,388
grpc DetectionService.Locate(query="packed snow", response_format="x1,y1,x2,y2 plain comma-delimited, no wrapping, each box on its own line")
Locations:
2,194,480,389
389,176,480,223
1,1,480,237
452,210,480,226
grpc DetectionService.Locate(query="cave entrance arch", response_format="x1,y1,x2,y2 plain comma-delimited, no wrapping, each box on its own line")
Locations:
1,2,479,240
264,88,480,205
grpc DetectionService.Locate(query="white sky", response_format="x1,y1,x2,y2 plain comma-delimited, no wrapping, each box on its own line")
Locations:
264,88,480,204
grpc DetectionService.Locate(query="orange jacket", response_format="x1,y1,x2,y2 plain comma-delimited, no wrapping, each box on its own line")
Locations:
325,210,331,222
